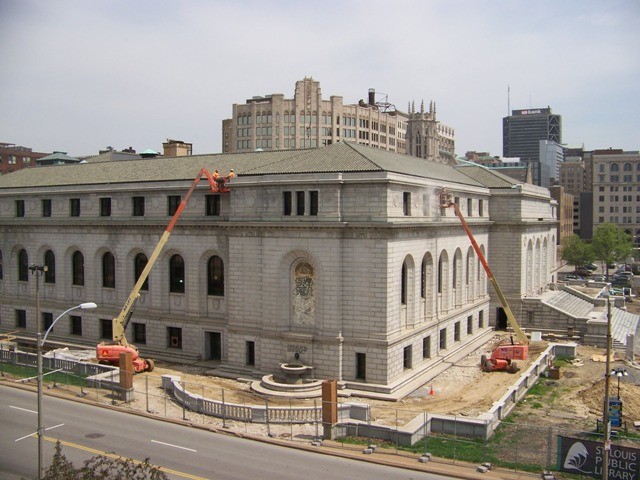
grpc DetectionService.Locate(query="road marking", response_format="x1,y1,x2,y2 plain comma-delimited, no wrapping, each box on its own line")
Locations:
15,423,65,442
151,439,197,452
43,436,210,480
10,405,37,414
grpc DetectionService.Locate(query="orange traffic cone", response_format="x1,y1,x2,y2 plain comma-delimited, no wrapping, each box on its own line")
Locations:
429,385,435,397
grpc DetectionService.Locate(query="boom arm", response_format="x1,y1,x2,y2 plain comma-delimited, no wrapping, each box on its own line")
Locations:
112,168,220,346
439,189,529,346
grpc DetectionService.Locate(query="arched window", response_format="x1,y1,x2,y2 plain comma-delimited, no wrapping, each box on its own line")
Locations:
610,163,619,172
293,261,315,325
169,254,185,293
102,252,115,288
18,249,28,281
420,258,426,299
44,250,56,284
401,260,408,305
207,255,224,296
624,163,633,172
437,255,443,294
134,253,149,291
72,251,84,286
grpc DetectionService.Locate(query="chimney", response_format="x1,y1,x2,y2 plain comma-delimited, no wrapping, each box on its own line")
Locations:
368,88,375,106
163,139,193,157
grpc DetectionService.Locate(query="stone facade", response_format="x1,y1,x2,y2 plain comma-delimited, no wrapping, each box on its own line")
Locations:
0,142,557,396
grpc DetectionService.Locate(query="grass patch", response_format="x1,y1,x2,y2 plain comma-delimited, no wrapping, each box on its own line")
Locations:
0,363,87,387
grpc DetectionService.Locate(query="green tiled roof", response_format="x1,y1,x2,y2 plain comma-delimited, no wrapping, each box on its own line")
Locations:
0,142,482,189
454,165,520,188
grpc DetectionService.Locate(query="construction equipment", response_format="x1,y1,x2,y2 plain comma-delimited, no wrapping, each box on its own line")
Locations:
96,168,231,372
438,189,529,373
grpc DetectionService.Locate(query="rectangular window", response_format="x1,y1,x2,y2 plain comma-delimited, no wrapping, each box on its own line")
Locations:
479,310,484,328
42,199,52,217
296,191,305,215
403,345,412,369
133,323,146,344
70,198,80,217
168,327,182,349
43,312,53,332
16,200,25,218
100,197,111,217
439,328,447,350
15,309,26,328
454,321,460,341
206,194,221,216
310,191,318,216
132,196,145,216
100,319,113,340
356,353,366,381
70,315,82,336
422,336,431,359
479,199,484,216
168,195,181,215
403,192,411,215
246,341,255,366
467,315,473,334
283,191,292,216
467,198,473,216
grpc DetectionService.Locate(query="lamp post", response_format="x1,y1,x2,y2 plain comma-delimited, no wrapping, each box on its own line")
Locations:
29,264,46,480
611,367,628,399
35,301,97,479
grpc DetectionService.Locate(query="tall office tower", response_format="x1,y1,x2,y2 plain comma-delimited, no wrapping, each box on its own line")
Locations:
222,77,455,164
503,108,562,186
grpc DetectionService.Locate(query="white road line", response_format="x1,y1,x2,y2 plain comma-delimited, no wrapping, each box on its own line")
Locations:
15,423,65,442
10,406,37,414
151,439,197,453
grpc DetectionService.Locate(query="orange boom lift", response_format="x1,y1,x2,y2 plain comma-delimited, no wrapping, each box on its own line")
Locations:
96,168,233,372
439,189,529,373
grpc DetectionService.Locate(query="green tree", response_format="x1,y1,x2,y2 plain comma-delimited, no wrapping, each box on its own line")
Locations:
561,235,594,272
591,223,634,278
43,441,168,480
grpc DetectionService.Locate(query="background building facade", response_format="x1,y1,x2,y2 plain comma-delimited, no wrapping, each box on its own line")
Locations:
223,78,455,164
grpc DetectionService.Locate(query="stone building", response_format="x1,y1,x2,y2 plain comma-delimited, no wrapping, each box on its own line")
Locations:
0,142,557,397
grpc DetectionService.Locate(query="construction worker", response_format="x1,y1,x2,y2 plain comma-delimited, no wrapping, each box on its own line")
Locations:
226,169,235,180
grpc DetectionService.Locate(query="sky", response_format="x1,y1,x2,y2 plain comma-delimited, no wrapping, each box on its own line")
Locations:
1,0,639,158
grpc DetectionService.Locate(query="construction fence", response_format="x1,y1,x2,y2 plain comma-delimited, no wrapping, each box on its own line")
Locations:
2,345,640,475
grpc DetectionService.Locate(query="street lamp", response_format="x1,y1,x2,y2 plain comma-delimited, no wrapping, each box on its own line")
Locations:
36,301,97,479
611,367,628,399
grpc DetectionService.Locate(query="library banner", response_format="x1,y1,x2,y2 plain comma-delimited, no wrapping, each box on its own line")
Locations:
558,436,639,480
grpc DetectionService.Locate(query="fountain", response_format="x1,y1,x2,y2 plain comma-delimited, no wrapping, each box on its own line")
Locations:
250,354,324,398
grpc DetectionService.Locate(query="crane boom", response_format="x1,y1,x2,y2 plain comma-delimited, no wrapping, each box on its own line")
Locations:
112,168,221,346
439,189,529,346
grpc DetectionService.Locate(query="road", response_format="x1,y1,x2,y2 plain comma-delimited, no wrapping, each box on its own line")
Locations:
0,384,449,480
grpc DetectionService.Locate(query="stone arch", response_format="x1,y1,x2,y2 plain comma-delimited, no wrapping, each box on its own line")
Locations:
526,239,534,294
421,252,435,318
438,250,450,312
453,248,463,307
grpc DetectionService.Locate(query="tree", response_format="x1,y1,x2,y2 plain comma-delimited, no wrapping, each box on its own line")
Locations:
561,235,594,271
591,223,634,278
43,441,168,480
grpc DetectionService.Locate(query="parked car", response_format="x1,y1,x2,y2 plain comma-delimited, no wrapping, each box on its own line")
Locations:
583,263,598,271
563,274,583,281
575,267,593,277
615,271,634,279
590,275,606,282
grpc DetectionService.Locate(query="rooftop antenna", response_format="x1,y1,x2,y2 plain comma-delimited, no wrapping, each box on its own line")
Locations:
507,85,511,115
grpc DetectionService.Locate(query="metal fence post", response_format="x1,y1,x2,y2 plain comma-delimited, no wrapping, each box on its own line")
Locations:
222,388,227,428
314,399,319,442
265,397,271,437
146,376,150,413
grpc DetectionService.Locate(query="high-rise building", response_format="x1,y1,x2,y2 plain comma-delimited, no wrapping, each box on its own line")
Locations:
592,149,640,245
223,77,456,164
503,108,562,186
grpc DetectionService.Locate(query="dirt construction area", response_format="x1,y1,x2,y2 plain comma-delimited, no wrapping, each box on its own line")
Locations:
126,331,640,438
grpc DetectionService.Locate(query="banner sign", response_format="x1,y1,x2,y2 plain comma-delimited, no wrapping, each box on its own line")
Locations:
558,436,639,480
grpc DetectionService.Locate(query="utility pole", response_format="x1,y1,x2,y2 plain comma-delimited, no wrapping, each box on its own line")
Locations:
602,297,612,480
29,264,46,480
